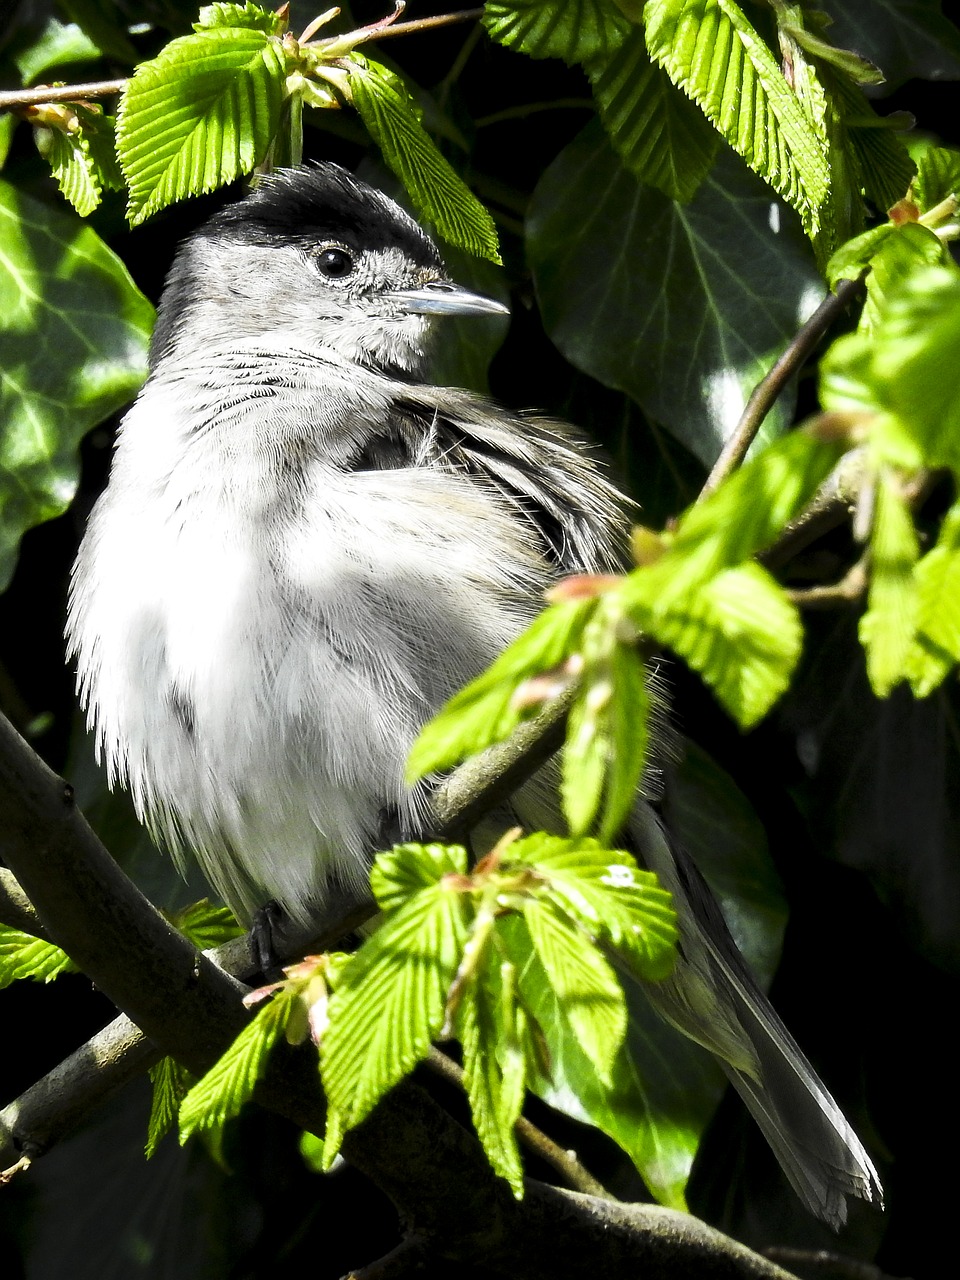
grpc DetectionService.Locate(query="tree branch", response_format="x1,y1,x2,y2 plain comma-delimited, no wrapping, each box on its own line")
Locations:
699,277,866,501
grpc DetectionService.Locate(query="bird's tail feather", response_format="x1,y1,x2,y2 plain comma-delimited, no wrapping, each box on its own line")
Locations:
629,803,882,1228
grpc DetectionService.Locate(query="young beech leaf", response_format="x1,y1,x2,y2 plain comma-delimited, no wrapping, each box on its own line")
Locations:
146,1057,194,1158
587,27,719,204
914,503,960,668
483,0,631,65
561,633,651,842
321,878,468,1138
859,471,920,697
521,898,626,1084
859,223,947,335
640,562,803,727
370,842,469,915
195,2,286,34
406,597,595,781
171,898,244,949
644,0,831,237
455,969,525,1195
510,835,678,981
631,429,848,602
178,985,300,1142
494,912,702,1209
0,926,77,987
118,26,286,226
910,143,960,217
347,56,500,263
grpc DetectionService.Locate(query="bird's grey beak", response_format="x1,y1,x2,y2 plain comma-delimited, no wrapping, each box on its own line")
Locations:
389,281,510,318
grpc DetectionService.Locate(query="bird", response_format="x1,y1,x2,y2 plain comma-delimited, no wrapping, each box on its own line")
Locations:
66,162,881,1227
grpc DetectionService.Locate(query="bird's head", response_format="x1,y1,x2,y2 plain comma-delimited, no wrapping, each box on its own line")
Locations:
150,163,507,377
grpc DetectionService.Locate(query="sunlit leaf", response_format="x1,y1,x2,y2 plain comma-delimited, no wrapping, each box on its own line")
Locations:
0,181,153,589
642,563,803,727
859,471,920,696
587,26,718,202
483,0,631,64
0,926,77,987
179,987,299,1141
348,57,500,262
117,26,286,225
321,879,468,1133
370,842,469,915
645,0,831,236
522,897,626,1083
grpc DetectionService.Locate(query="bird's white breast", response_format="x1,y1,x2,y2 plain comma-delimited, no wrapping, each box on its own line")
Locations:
68,366,551,920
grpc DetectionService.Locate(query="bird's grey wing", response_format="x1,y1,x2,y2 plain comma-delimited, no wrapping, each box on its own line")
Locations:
399,384,631,575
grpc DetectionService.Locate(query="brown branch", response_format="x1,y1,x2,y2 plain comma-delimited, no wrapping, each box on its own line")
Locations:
698,276,866,501
0,79,127,109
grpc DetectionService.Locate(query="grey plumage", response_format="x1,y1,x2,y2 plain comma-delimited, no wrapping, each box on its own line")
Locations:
67,163,881,1227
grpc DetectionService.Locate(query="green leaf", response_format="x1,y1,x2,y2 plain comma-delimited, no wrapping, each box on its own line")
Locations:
321,878,468,1134
522,897,626,1083
171,899,244,949
57,0,140,64
645,428,848,598
497,912,719,1209
908,502,960,695
643,562,803,727
826,0,960,89
837,265,960,472
179,987,298,1141
346,57,500,263
195,2,286,34
0,181,154,590
826,224,896,287
483,0,631,64
528,127,824,464
370,842,469,915
587,27,719,203
455,969,525,1195
510,835,679,980
0,926,77,987
562,632,652,842
117,27,286,226
35,107,122,218
406,598,594,781
36,126,103,218
644,0,831,237
869,225,948,337
910,143,960,216
11,16,104,85
859,471,920,696
146,1057,194,1158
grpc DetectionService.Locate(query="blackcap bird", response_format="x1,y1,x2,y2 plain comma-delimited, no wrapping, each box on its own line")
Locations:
67,163,881,1226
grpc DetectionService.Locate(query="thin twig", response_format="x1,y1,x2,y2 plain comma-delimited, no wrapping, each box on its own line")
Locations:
787,561,868,609
0,79,127,109
0,9,484,112
351,7,483,44
698,276,866,501
426,1048,618,1202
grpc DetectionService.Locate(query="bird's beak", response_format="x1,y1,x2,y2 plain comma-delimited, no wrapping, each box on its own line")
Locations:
388,280,510,318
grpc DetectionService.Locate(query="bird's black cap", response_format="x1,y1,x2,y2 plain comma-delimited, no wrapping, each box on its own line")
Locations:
197,162,442,270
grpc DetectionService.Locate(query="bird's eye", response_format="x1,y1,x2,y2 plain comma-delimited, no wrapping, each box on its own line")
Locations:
315,246,355,279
